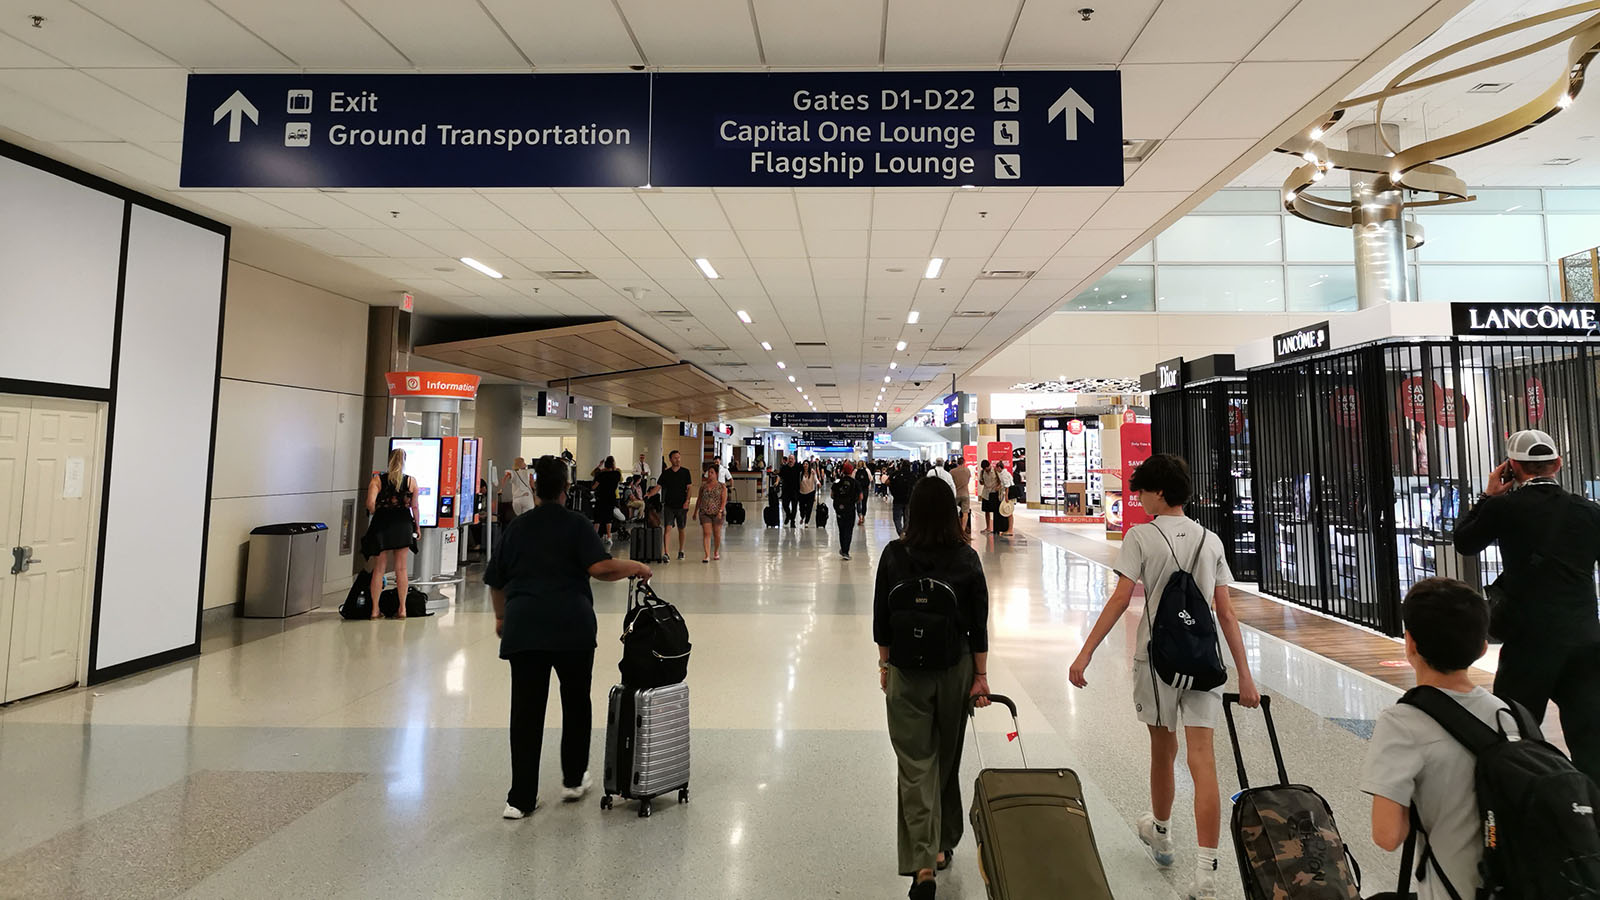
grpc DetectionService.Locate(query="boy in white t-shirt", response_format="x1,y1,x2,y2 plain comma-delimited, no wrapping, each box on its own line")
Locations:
1069,453,1260,900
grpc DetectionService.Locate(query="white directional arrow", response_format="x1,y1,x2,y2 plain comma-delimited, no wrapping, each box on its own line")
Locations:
1047,88,1094,141
212,90,258,143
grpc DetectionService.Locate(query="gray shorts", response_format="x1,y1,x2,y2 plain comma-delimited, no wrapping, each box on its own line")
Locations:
1133,660,1222,731
664,507,688,530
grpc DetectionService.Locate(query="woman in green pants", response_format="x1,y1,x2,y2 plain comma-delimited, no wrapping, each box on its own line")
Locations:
875,477,992,900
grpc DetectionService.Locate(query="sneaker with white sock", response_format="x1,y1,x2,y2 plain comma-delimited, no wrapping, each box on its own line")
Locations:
560,772,593,802
501,797,541,819
1189,853,1219,900
1136,812,1175,867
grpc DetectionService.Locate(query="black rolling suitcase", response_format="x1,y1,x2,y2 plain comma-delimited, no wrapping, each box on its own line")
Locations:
817,503,829,527
763,505,779,527
630,524,666,563
602,681,691,818
725,501,745,525
1223,694,1362,900
969,695,1113,899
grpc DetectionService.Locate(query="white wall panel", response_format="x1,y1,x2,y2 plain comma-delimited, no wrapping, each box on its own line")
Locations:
212,380,340,498
97,206,225,669
0,155,123,389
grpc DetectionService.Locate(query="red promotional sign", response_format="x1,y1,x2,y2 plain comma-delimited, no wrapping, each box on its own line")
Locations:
1330,387,1361,429
1120,423,1153,534
1525,377,1546,423
1398,377,1437,424
386,371,481,400
987,442,1013,464
1436,388,1470,429
1123,408,1137,425
1227,404,1245,437
963,445,978,465
1066,418,1085,435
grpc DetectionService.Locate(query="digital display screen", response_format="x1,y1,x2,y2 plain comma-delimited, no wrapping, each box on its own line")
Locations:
390,437,442,528
941,393,960,427
459,438,478,522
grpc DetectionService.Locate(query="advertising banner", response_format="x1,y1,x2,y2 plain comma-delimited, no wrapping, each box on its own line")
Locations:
986,442,1013,464
1119,423,1153,534
963,445,978,465
1330,387,1362,429
1525,377,1546,423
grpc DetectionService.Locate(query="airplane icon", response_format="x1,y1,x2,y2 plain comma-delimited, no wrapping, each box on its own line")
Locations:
994,87,1019,111
994,154,1020,179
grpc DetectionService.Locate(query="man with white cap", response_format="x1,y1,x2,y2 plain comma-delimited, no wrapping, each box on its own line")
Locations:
1455,429,1600,782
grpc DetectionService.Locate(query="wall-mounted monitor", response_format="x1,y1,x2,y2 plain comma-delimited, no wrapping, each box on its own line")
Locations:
941,393,960,427
390,437,442,528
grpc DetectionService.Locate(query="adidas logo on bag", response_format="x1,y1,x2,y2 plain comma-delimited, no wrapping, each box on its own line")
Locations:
1178,610,1196,626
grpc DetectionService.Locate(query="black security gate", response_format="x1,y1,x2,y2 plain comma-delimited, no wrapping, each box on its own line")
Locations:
1150,379,1257,582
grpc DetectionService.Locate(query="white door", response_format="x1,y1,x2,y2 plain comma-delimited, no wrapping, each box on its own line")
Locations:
0,397,101,703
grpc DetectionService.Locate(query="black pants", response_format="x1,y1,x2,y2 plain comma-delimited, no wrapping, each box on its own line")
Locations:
1496,636,1600,784
838,508,856,555
893,501,909,535
800,493,815,523
507,647,595,811
782,494,798,525
857,494,868,519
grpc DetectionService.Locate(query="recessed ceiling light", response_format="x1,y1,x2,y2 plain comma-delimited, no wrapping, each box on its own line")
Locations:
697,258,721,279
760,341,772,351
884,376,891,383
896,340,907,351
776,361,786,369
736,309,752,323
787,375,796,382
889,362,898,369
460,257,503,279
924,258,945,279
796,386,803,392
907,311,920,324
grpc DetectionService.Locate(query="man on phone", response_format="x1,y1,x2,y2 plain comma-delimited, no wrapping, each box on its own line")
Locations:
1454,429,1600,782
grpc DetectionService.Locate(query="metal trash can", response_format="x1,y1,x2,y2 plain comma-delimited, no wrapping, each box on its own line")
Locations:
242,522,329,618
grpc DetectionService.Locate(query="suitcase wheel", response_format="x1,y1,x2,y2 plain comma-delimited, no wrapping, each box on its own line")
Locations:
600,794,613,811
638,799,652,818
678,786,689,804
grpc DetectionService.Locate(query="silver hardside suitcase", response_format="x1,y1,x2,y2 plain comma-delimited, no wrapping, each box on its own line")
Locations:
601,681,690,817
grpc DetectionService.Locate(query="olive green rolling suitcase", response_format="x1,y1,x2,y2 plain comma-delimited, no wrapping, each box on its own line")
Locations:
968,695,1114,900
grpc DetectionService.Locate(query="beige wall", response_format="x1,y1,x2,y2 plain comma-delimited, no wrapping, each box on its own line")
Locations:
203,263,368,609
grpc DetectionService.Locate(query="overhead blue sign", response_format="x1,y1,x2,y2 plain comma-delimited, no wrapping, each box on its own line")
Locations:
181,71,1121,189
180,74,650,188
770,412,888,429
650,71,1121,187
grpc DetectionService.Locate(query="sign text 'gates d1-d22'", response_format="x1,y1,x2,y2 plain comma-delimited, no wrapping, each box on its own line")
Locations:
180,71,1122,189
181,74,651,188
770,412,887,429
649,71,1122,187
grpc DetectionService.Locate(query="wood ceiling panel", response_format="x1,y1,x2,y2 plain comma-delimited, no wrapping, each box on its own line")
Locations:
416,321,679,386
565,364,762,419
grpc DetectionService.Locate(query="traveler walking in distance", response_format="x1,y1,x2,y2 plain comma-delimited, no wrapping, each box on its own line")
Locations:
501,456,535,517
779,455,802,527
657,450,693,562
487,456,652,819
363,448,419,619
799,460,818,525
855,461,871,525
833,461,863,560
979,460,999,534
697,462,728,564
950,459,973,539
876,477,991,900
890,462,915,535
1454,429,1600,782
591,456,623,541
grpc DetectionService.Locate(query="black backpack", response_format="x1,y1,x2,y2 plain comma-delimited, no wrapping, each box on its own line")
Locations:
885,547,964,670
1147,526,1227,692
832,476,858,511
619,580,691,688
339,571,372,620
1395,686,1600,900
378,586,431,618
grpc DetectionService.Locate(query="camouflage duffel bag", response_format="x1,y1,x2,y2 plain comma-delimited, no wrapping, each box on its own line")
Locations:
1232,784,1361,900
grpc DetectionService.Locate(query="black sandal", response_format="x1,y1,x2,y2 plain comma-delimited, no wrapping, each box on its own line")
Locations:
936,848,953,871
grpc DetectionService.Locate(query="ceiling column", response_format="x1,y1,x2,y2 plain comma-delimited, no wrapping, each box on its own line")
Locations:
635,416,664,476
473,384,523,485
1347,123,1412,308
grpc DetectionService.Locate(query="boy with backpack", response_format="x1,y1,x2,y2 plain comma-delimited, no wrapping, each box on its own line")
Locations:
1362,577,1600,899
1068,453,1259,900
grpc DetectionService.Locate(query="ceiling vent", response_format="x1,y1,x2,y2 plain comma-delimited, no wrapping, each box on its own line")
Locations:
1545,157,1581,166
952,310,996,318
537,270,598,280
978,269,1035,280
805,364,830,369
1469,82,1512,93
653,308,692,317
816,383,837,388
1123,139,1161,162
697,345,730,352
930,345,965,353
794,341,827,347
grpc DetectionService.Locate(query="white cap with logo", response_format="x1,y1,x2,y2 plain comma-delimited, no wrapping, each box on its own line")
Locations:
1507,429,1559,462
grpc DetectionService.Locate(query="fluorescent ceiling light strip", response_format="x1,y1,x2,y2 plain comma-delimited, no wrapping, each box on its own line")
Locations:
736,309,752,324
776,361,786,369
697,258,721,279
924,258,944,279
760,341,772,351
459,257,503,279
906,311,920,324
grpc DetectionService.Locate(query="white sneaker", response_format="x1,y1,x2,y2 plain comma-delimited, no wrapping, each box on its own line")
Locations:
502,797,541,819
1189,856,1219,900
560,772,593,802
1137,812,1175,867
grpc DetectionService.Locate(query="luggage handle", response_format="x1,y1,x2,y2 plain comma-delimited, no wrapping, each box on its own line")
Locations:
967,693,1026,769
1221,693,1288,789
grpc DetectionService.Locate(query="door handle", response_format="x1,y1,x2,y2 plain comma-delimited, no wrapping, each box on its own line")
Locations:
10,546,38,576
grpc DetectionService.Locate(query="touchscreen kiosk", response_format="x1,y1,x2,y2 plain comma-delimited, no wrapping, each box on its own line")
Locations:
390,437,442,528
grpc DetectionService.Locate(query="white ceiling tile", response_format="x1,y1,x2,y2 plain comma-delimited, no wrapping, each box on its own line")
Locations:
0,69,179,142
251,192,383,228
344,0,526,66
1006,0,1160,65
636,258,705,281
869,230,938,258
872,192,953,229
942,191,1030,229
470,230,563,258
81,68,188,121
208,0,409,67
1250,0,1436,62
673,230,746,259
333,194,456,230
992,231,1071,258
614,0,761,66
561,192,661,229
515,256,581,273
804,230,870,257
606,229,686,257
582,259,648,280
187,192,317,228
813,277,867,298
407,193,525,230
269,228,385,258
931,230,1006,258
73,0,290,67
55,140,178,188
1118,63,1233,139
405,229,500,259
811,258,868,279
737,230,807,258
1125,0,1298,64
539,230,624,259
753,0,881,65
0,85,114,140
885,0,1022,65
797,192,872,231
0,0,172,66
1083,192,1188,229
641,192,730,229
1008,190,1113,230
481,0,641,66
1172,61,1351,140
718,191,801,230
1121,139,1255,191
0,28,65,66
1035,257,1108,280
1058,228,1146,257
484,193,593,230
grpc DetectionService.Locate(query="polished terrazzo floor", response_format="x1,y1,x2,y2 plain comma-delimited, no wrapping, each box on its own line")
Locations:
0,504,1416,899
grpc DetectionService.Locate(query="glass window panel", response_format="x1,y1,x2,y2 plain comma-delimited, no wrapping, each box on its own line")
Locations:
1286,266,1358,311
1156,266,1284,311
1060,266,1154,311
1544,189,1600,211
1545,214,1600,259
1193,190,1282,213
1283,215,1354,262
1156,215,1282,262
1415,213,1545,262
1428,189,1542,212
1416,265,1549,302
1127,241,1153,262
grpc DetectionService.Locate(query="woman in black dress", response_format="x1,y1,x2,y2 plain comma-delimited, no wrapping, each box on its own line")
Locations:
591,455,623,540
364,448,419,619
